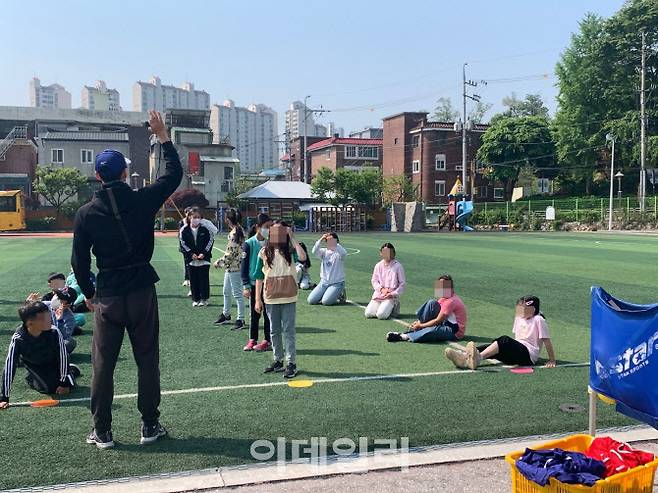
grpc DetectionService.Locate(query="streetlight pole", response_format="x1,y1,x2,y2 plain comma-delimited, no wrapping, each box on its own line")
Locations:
462,64,467,195
302,95,310,183
606,133,616,231
640,32,647,212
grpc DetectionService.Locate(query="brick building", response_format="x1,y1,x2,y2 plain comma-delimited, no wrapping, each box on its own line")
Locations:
280,136,327,183
382,112,501,205
307,136,383,177
0,126,37,195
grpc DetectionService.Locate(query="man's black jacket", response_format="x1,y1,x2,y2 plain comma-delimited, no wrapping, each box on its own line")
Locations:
71,141,183,298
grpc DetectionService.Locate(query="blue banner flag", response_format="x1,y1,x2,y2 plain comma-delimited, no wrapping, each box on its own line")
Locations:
590,286,658,429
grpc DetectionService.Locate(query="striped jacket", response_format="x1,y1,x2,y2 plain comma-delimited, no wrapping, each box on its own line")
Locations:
1,326,70,403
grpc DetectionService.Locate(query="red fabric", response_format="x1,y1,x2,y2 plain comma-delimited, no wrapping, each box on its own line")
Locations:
188,152,200,175
585,437,654,477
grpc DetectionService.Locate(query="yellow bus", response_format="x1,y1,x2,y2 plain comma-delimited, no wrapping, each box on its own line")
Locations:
0,190,26,231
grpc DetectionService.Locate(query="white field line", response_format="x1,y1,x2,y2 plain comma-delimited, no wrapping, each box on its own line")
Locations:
11,362,589,408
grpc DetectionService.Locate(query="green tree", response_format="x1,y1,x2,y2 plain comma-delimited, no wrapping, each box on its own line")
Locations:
502,93,549,118
225,177,257,208
311,167,336,204
434,97,492,123
33,166,88,220
351,169,382,208
476,115,555,200
312,168,382,207
382,174,419,205
554,2,658,195
469,100,493,123
433,97,459,121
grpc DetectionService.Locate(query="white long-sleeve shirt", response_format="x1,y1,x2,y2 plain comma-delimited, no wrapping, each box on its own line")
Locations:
312,240,347,285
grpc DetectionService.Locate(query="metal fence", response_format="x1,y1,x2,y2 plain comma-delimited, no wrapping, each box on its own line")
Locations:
427,196,658,226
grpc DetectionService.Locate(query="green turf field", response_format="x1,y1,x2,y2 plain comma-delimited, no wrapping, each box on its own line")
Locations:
0,231,655,489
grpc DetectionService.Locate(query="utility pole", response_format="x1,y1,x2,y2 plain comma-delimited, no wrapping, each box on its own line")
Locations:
301,96,330,183
458,63,485,197
275,131,292,180
640,32,647,212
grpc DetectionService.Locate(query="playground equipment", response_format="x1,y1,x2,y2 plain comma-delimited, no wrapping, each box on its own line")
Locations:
0,190,26,231
455,198,474,232
309,205,367,232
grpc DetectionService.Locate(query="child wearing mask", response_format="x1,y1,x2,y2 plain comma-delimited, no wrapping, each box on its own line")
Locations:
180,207,214,307
241,213,274,351
445,295,557,370
307,232,347,306
254,223,307,378
387,274,467,343
214,208,246,330
365,243,406,320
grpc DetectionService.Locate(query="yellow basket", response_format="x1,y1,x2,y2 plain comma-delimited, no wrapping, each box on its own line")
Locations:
505,434,658,493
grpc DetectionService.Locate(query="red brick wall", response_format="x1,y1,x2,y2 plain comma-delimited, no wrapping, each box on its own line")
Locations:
310,147,337,176
382,113,427,179
417,129,494,204
2,141,37,181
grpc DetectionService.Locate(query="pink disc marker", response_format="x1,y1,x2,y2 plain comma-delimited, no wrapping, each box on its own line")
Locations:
510,367,534,374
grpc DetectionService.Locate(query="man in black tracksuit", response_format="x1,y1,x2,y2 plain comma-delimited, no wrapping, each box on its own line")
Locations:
71,111,182,449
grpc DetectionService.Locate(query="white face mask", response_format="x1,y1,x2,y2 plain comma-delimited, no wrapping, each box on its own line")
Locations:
191,218,201,228
260,227,270,239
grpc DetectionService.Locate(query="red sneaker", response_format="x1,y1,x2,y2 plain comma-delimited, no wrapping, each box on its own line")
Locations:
254,340,272,352
243,339,257,352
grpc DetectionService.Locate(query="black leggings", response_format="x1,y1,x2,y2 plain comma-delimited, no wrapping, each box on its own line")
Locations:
183,257,190,281
477,336,533,366
189,265,210,302
249,287,270,342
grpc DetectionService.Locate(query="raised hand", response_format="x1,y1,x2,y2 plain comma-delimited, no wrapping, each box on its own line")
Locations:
148,111,170,143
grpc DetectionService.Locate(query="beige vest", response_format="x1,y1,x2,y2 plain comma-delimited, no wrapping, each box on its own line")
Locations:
260,250,298,304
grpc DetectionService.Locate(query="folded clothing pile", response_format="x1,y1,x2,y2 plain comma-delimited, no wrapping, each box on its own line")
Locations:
516,437,654,486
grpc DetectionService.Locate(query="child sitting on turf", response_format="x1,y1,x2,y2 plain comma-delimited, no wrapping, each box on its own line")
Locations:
307,232,347,306
365,243,405,320
66,266,96,317
445,295,557,370
41,272,66,302
387,274,467,343
28,288,79,353
0,301,80,409
254,222,307,378
295,242,314,290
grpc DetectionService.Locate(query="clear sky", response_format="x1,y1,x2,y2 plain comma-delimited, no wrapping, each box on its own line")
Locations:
1,0,623,135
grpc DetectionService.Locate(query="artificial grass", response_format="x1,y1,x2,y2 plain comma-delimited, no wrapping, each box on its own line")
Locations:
0,231,652,489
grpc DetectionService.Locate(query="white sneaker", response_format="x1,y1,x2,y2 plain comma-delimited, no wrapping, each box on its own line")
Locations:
182,280,189,287
187,290,192,297
201,300,209,306
192,301,199,307
445,347,468,369
465,341,482,370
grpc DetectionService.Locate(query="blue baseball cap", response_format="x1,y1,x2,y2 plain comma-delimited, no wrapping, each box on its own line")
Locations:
95,149,131,181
